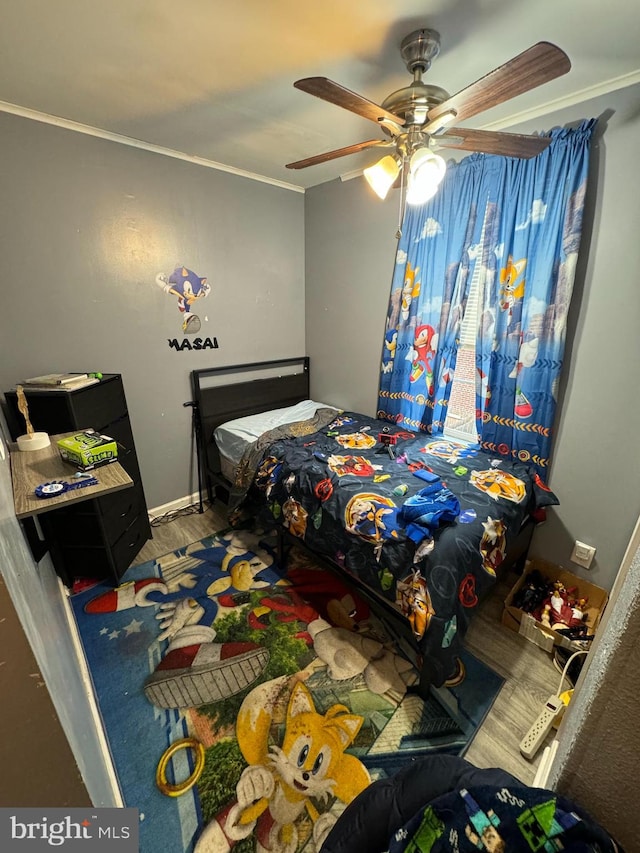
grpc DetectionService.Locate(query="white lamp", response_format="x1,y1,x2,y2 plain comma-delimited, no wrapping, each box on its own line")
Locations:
364,154,401,200
406,148,446,205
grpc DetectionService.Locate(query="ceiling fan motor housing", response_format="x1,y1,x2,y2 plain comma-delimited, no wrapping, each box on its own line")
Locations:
400,28,441,74
381,82,450,130
381,29,448,132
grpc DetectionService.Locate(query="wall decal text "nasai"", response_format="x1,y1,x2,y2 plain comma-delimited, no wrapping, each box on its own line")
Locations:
168,337,219,352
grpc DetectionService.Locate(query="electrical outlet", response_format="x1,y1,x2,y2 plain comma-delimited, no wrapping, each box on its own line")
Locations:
571,540,596,569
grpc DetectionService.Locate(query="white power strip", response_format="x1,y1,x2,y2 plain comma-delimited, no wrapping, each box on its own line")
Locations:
519,694,565,759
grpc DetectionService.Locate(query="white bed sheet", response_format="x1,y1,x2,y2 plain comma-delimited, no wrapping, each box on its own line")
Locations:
214,399,337,468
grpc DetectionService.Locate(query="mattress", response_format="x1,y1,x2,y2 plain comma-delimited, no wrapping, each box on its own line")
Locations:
214,399,337,468
219,453,237,483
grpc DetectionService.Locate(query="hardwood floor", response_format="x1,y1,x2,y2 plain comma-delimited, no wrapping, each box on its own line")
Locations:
463,572,559,783
138,503,559,784
137,503,229,564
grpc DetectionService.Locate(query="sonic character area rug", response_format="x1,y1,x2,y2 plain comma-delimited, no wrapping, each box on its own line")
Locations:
70,529,504,853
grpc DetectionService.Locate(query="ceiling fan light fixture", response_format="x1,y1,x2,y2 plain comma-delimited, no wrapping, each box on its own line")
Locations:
406,147,446,205
364,154,401,199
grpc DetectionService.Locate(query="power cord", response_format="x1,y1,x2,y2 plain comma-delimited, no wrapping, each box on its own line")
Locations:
555,648,589,694
150,499,211,528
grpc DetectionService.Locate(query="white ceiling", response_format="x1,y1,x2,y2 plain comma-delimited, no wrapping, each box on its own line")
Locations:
1,0,639,190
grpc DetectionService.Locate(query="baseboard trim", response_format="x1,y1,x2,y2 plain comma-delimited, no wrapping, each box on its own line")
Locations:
533,739,559,788
148,491,202,521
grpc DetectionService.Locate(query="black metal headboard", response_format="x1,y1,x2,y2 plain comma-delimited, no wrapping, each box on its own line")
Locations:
191,356,310,499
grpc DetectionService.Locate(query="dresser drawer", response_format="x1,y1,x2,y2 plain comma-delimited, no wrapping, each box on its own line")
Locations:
111,513,152,578
53,512,150,581
69,378,128,432
46,488,145,547
101,419,142,481
101,415,133,450
97,487,145,539
55,542,114,582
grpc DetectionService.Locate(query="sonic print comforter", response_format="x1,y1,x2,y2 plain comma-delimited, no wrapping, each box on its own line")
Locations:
232,411,558,686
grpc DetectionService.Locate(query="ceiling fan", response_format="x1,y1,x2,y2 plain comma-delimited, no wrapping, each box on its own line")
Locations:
286,29,570,203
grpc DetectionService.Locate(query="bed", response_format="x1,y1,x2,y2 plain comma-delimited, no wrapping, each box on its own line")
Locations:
191,357,557,695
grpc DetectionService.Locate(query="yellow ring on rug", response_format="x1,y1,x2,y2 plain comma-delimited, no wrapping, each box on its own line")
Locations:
444,657,467,688
156,737,205,798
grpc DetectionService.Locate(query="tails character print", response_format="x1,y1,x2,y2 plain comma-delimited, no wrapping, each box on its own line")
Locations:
196,678,370,853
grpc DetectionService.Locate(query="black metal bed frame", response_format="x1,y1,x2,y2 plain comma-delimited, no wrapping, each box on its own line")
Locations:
190,356,536,697
191,356,310,503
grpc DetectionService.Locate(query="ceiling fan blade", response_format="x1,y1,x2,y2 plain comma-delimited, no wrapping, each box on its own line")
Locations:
438,127,551,158
294,77,405,127
286,139,391,170
427,42,570,126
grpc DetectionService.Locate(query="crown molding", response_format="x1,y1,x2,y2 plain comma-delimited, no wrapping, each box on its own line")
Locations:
2,69,639,193
480,69,640,131
0,100,304,193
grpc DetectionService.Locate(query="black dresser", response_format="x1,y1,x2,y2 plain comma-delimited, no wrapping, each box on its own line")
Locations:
5,375,152,587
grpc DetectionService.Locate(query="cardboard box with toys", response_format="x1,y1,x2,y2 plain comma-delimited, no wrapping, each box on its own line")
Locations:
502,558,608,652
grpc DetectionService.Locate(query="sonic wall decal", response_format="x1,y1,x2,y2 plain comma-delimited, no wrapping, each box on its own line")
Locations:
155,265,219,351
155,265,210,332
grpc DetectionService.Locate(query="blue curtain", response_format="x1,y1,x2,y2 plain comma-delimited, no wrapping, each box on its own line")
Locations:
378,120,594,475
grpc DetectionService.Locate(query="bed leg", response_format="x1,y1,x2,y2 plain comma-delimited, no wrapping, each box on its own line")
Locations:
405,655,436,701
415,666,434,700
513,549,529,574
507,516,537,575
407,674,432,701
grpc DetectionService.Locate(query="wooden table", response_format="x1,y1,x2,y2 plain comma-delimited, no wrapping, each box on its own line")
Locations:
10,432,133,520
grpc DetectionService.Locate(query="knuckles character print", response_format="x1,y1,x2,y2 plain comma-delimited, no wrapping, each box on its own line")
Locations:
408,324,439,395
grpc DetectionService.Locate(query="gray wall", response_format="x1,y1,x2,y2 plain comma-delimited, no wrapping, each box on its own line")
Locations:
548,515,640,850
305,84,640,591
0,112,305,510
305,176,398,414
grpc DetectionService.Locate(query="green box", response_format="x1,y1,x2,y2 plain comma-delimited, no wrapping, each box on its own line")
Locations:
57,430,118,470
